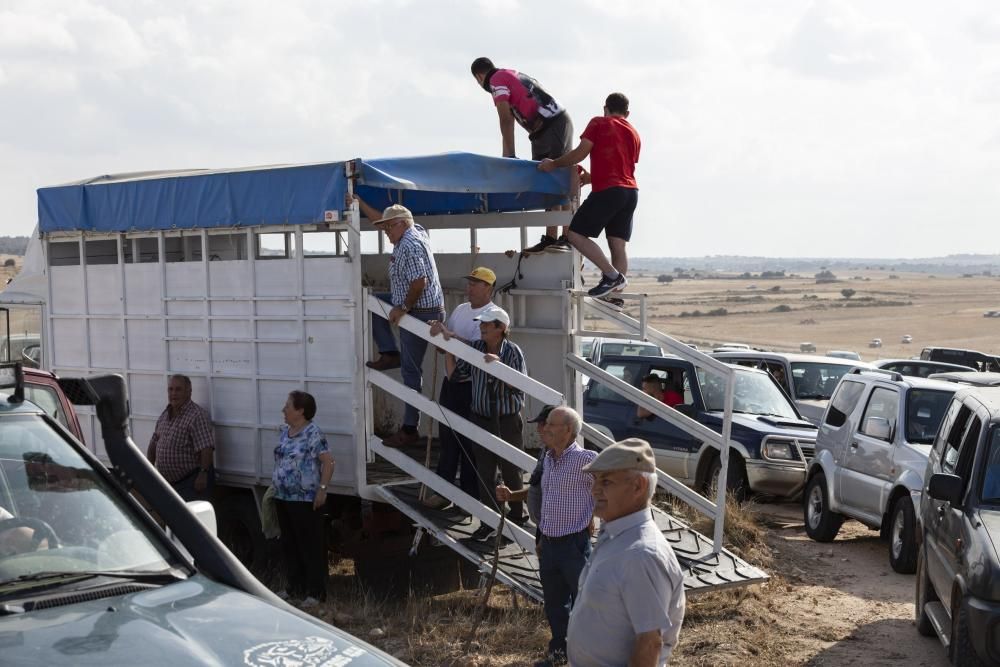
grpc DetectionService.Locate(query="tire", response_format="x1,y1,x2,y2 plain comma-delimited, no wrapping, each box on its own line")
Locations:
706,453,750,503
952,602,987,667
888,496,918,574
803,473,843,542
915,548,937,637
217,494,269,574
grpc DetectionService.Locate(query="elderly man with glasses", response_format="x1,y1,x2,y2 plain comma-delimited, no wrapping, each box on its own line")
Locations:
496,405,596,667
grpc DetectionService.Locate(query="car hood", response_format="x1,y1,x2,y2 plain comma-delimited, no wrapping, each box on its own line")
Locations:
704,412,818,438
0,575,404,666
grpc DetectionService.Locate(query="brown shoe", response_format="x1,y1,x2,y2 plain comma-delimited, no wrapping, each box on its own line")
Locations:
383,429,421,448
421,492,452,510
366,353,401,371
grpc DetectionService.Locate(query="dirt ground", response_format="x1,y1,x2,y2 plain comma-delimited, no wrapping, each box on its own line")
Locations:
598,270,1000,360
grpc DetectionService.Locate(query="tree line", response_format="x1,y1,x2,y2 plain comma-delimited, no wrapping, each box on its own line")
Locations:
0,237,29,255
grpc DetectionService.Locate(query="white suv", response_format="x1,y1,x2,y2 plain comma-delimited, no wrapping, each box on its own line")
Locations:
803,368,957,573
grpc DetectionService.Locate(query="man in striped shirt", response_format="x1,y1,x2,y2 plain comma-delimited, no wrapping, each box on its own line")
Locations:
497,406,596,667
449,306,528,536
350,196,445,448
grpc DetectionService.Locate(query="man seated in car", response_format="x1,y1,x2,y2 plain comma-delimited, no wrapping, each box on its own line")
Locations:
0,506,49,557
636,373,683,420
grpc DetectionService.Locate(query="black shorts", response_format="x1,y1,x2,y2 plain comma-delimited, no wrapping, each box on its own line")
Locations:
569,186,639,241
530,112,573,160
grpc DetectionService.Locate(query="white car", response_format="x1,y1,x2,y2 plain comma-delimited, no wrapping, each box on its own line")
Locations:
901,334,913,344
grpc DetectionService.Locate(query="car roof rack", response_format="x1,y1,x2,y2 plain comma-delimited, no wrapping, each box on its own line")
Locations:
0,362,25,403
850,367,904,382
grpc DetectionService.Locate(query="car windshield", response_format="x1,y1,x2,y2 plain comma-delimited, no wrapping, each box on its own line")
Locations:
600,343,661,358
697,368,799,419
789,362,855,400
0,414,175,585
981,427,1000,503
904,389,954,444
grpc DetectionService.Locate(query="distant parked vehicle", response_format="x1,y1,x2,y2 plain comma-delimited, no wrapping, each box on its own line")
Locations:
901,334,913,344
827,350,861,361
804,369,957,573
983,310,998,318
920,346,1000,372
711,351,872,425
874,359,977,379
869,338,883,349
926,371,1000,387
915,386,1000,663
800,342,817,353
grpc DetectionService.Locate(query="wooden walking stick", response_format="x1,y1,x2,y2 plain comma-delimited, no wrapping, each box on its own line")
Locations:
418,350,440,502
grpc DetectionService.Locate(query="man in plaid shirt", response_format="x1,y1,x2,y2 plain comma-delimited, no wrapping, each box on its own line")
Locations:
146,374,215,502
497,405,596,667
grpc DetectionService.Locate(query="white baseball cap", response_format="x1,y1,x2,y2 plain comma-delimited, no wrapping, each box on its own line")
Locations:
474,306,510,327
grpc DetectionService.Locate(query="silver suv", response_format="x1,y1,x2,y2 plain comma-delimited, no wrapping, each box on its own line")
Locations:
803,368,957,573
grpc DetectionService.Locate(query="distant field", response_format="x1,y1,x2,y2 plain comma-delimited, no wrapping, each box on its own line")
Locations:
588,270,1000,362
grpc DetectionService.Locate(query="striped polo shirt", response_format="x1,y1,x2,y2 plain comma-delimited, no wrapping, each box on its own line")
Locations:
455,338,527,418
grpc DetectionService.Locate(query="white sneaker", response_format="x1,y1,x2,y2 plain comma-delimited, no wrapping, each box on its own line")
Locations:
300,596,320,609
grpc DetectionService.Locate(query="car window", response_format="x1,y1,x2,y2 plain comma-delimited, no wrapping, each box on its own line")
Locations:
0,415,176,582
762,361,790,393
954,417,982,491
942,405,973,474
599,343,660,358
979,427,1000,503
581,340,594,359
23,384,69,430
648,366,693,404
904,389,953,444
790,362,854,400
696,368,798,418
859,387,899,441
589,362,641,402
824,379,866,427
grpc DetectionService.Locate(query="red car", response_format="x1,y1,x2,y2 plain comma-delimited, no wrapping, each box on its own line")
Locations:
21,366,85,442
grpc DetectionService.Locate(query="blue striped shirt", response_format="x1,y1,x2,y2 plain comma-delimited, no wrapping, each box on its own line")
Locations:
455,338,527,417
389,224,443,310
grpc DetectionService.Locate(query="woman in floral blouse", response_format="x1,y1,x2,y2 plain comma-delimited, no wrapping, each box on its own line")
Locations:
272,390,334,607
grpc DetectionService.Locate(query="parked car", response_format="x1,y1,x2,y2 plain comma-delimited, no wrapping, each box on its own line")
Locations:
0,364,405,666
901,334,913,344
0,333,41,368
711,351,872,425
803,369,957,573
915,386,1000,665
583,336,662,366
800,342,817,353
874,358,978,379
869,338,883,349
827,350,862,361
921,346,1000,373
983,310,998,318
927,371,1000,388
583,355,818,499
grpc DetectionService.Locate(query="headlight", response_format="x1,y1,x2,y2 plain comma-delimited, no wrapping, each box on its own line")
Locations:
763,440,795,461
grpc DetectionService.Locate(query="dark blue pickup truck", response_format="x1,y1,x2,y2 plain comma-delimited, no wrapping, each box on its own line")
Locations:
583,355,818,498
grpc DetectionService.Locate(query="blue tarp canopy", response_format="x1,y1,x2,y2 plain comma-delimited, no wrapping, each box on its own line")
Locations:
36,153,570,233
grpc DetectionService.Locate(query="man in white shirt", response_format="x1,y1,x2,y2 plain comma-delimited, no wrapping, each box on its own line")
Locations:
424,267,497,508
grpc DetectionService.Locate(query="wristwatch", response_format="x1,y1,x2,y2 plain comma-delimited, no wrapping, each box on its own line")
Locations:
318,484,328,491
399,304,410,313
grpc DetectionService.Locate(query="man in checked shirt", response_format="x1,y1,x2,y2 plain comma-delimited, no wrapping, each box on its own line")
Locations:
496,405,596,667
146,374,215,502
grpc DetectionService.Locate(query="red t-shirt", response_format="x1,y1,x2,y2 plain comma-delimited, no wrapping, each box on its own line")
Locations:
580,116,640,192
663,390,683,407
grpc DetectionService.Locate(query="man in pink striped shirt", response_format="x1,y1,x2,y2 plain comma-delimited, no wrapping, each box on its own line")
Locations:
497,406,595,666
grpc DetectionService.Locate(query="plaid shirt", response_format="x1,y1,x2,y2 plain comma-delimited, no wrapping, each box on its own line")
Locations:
389,224,443,310
539,443,597,537
455,338,527,417
151,400,215,483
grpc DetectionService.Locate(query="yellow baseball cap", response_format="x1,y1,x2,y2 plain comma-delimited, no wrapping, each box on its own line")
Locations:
465,267,496,286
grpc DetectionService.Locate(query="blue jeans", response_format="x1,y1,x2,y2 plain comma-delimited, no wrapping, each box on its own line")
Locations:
370,293,443,428
538,528,592,655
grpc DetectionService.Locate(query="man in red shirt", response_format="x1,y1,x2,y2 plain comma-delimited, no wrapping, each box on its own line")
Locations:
471,57,574,254
539,93,640,297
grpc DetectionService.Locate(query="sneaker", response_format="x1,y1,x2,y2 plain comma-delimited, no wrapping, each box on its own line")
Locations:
421,492,451,510
470,524,494,541
587,272,627,297
366,353,400,371
300,596,320,610
523,235,557,255
611,273,628,292
544,235,572,253
382,429,421,448
598,296,625,311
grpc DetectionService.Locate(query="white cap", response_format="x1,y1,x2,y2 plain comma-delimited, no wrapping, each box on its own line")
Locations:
474,306,510,327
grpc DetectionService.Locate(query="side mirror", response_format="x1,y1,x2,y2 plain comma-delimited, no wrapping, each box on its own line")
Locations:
863,416,892,440
927,473,964,506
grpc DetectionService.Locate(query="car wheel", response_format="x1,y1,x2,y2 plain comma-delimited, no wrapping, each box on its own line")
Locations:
915,548,937,637
706,453,749,503
803,473,843,542
888,496,917,574
217,494,269,574
952,602,987,666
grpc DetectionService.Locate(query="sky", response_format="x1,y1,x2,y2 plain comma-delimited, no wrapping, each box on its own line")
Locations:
1,0,999,258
